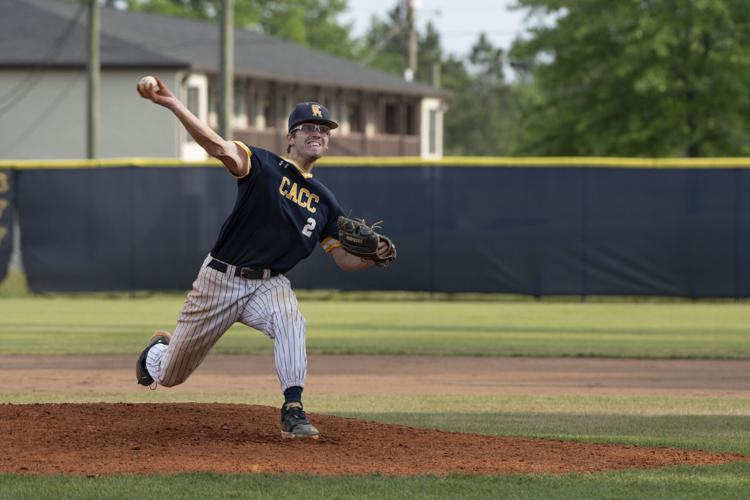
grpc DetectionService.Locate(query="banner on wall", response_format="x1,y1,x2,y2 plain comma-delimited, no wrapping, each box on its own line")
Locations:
0,169,12,283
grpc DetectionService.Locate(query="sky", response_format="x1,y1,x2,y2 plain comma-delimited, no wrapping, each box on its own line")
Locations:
339,0,530,58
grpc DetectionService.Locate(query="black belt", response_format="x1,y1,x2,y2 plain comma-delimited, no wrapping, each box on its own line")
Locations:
207,258,278,280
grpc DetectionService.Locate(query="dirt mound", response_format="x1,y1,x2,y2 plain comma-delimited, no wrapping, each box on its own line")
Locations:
1,403,746,476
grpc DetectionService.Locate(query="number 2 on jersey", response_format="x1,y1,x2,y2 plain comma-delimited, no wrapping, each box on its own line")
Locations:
302,217,316,237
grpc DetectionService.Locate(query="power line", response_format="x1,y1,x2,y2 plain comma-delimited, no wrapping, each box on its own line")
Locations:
0,2,86,118
0,73,83,157
439,29,523,37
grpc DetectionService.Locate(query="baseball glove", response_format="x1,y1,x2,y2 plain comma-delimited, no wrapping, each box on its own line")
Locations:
337,216,397,266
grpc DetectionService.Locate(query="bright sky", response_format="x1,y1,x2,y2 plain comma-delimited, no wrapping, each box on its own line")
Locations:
340,0,530,58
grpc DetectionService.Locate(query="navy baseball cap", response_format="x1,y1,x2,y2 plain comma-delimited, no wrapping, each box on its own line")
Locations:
288,101,338,132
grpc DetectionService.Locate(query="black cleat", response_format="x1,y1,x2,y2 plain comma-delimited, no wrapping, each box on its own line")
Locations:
136,331,171,386
280,402,320,439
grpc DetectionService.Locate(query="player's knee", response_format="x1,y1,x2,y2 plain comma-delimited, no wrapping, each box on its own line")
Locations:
277,307,306,328
157,377,179,388
158,368,192,387
293,314,307,337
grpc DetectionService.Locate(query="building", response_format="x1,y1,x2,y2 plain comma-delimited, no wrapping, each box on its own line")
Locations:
0,0,447,160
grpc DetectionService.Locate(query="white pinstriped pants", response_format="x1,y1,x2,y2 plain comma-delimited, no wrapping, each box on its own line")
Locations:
146,255,307,391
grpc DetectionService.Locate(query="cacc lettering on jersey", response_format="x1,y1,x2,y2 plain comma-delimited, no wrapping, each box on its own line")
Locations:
279,176,319,213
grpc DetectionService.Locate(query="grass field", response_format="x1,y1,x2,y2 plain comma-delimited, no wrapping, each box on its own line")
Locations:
3,465,750,500
2,295,750,358
1,294,750,498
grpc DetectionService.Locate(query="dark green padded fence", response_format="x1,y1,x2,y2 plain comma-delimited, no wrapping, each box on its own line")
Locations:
7,159,750,297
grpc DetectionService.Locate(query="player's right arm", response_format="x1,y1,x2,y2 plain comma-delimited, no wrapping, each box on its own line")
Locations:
137,76,250,177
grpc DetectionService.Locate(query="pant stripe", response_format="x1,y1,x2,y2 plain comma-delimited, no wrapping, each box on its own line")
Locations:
168,266,222,385
147,256,307,392
183,267,239,381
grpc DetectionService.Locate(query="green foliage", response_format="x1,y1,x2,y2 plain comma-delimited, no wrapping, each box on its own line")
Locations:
357,5,409,75
511,0,750,157
443,35,519,155
104,0,357,59
357,6,518,155
416,21,442,83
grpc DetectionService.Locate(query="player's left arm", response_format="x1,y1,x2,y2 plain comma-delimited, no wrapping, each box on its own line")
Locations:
330,246,376,271
320,201,392,271
328,241,392,271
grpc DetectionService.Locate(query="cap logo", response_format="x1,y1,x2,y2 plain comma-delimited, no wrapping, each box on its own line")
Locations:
311,104,323,118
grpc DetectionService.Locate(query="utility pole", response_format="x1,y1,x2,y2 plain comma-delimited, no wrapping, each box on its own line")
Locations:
405,0,417,82
86,0,100,158
219,0,234,139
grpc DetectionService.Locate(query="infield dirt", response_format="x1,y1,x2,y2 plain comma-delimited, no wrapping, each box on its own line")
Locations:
1,355,749,475
2,402,748,476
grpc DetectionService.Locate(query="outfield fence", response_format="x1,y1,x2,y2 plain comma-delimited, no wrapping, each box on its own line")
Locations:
2,157,750,297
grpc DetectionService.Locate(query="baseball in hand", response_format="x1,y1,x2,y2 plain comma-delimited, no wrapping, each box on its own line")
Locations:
138,75,159,93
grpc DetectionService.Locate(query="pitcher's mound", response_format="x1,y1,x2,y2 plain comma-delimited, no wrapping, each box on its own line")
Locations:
2,403,746,475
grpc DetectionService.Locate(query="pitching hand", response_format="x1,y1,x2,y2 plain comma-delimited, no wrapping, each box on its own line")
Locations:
136,76,175,108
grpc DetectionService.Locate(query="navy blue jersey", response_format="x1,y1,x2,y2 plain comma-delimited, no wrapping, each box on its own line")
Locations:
210,142,344,273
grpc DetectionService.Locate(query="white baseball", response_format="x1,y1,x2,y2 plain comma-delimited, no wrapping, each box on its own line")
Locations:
138,75,159,93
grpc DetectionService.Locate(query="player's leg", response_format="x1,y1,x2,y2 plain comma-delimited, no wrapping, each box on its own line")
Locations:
240,275,307,390
239,275,317,439
140,256,252,387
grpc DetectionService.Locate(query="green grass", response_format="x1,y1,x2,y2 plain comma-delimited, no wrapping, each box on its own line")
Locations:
2,296,750,357
2,294,750,498
2,465,750,500
0,269,28,297
355,412,750,455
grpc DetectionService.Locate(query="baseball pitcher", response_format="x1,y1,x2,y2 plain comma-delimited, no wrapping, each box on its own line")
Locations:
134,76,396,439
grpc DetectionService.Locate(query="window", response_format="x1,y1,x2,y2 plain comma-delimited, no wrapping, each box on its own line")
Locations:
384,102,399,134
429,109,437,154
186,86,200,142
280,94,289,126
405,103,416,135
262,95,273,128
233,83,244,116
187,87,200,115
233,82,249,128
348,101,363,132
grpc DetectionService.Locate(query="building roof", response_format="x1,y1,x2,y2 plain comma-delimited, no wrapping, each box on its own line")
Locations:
3,0,446,97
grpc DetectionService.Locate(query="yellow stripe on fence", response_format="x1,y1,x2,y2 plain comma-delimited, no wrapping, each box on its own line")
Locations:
0,158,221,169
318,156,750,168
2,156,750,169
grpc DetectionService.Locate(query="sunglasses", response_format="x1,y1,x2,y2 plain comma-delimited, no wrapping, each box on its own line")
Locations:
291,123,331,136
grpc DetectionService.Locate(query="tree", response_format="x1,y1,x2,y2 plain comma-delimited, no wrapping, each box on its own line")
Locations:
251,0,356,60
443,34,518,155
510,0,750,157
357,4,410,76
357,5,519,155
104,0,357,59
357,5,447,85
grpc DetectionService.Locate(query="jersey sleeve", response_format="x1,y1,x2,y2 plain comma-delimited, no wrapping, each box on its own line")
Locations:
320,197,345,253
228,141,252,179
234,145,270,185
